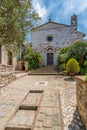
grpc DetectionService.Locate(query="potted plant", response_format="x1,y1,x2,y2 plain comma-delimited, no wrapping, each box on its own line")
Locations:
66,58,80,77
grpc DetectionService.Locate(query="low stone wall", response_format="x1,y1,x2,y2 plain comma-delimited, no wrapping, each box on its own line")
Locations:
6,65,13,72
0,72,16,88
0,64,16,88
75,77,87,129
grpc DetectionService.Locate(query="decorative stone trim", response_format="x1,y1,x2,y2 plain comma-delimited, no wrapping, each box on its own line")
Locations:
75,77,87,129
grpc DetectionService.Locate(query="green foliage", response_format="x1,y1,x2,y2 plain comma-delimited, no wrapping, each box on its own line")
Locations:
59,46,72,54
0,0,41,53
62,70,68,76
68,41,87,66
58,53,69,64
58,41,87,74
66,58,80,74
59,63,66,71
23,45,43,70
84,73,87,82
84,61,87,67
80,68,85,75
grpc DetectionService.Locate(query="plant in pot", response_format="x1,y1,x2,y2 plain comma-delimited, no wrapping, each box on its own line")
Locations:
66,58,80,77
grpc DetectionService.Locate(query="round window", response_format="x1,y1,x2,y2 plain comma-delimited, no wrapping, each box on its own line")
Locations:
47,36,53,42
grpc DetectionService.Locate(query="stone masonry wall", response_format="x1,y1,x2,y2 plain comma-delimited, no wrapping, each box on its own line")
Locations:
75,77,87,129
32,22,84,65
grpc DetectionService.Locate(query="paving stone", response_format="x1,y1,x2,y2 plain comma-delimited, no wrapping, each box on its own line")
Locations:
40,100,54,107
37,113,44,121
53,126,62,130
6,110,36,130
34,127,44,130
35,121,43,127
43,116,53,128
39,107,47,114
45,107,53,116
21,93,41,106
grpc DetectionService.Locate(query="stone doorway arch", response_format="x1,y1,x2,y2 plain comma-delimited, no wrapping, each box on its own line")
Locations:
46,47,55,65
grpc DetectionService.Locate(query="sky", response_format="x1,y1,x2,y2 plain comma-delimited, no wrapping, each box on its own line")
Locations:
26,0,87,42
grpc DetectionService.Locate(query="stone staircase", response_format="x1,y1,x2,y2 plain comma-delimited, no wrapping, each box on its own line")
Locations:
28,65,60,75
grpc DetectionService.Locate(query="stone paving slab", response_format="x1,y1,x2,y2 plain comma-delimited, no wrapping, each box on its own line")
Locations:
20,92,42,110
34,90,63,130
6,110,36,130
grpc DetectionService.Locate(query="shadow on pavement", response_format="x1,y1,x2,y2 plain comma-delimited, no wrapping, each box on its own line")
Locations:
68,108,86,130
64,77,75,82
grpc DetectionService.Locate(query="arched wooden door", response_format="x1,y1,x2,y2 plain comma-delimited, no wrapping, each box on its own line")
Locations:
47,53,54,65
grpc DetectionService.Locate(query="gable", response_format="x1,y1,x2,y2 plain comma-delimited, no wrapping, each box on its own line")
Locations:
35,22,71,31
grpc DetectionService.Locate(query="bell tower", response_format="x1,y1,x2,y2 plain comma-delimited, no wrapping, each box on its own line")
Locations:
71,13,77,29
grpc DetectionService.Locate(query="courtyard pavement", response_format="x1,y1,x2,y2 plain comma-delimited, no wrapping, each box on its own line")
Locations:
0,72,86,130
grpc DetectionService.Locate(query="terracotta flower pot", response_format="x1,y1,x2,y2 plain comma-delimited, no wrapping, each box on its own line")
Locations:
69,72,75,77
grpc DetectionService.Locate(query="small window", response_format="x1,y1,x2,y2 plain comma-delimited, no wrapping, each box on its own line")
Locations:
47,35,53,42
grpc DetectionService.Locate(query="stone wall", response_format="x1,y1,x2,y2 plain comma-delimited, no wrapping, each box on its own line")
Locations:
75,77,87,129
0,64,16,88
32,22,84,65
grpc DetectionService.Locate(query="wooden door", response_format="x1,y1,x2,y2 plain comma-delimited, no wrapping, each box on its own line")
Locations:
47,53,54,65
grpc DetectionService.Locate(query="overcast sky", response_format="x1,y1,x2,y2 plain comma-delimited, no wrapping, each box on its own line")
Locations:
31,0,87,39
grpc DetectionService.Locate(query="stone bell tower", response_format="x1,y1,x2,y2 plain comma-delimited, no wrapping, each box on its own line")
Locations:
71,13,77,29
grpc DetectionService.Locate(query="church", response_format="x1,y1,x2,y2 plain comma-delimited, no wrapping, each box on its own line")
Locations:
31,14,85,66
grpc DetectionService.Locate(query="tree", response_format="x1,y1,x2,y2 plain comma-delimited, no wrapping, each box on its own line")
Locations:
66,58,80,75
58,41,87,68
68,41,87,66
0,0,40,53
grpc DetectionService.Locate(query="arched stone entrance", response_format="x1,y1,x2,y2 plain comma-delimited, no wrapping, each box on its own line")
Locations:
46,47,55,65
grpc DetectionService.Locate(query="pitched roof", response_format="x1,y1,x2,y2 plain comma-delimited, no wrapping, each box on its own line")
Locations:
35,21,72,30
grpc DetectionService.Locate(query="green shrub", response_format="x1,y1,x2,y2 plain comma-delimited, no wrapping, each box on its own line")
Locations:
84,61,87,67
23,45,43,70
62,70,68,76
66,58,80,74
80,68,85,75
59,63,66,71
84,73,87,82
57,41,87,70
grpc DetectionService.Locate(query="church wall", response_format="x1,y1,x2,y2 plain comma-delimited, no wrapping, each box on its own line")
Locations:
32,24,84,65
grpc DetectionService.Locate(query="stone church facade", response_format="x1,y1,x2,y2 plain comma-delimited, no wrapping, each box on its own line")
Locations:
31,14,85,66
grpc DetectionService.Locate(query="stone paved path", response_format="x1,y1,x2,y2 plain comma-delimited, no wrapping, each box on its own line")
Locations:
0,75,86,130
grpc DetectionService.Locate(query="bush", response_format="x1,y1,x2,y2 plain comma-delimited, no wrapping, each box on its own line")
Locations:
62,70,68,76
80,68,85,75
84,61,87,67
59,63,66,71
84,73,87,82
23,45,43,70
66,58,80,74
57,41,87,71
